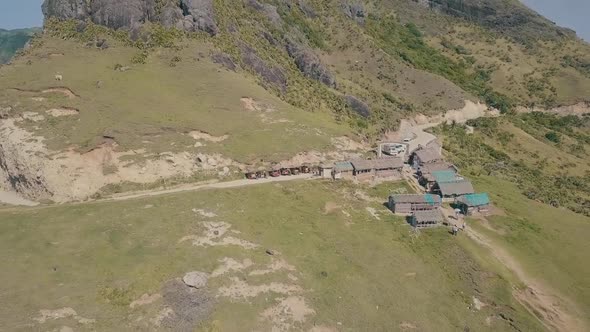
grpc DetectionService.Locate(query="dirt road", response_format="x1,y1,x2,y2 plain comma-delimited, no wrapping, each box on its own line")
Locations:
107,173,318,202
465,225,586,332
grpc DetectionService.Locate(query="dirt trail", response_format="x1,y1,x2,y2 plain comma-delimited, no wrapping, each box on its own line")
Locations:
465,226,586,332
108,174,317,202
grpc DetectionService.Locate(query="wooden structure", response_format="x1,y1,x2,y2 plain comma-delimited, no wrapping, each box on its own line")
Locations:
411,147,443,169
389,194,441,214
435,179,475,201
412,210,444,228
373,158,404,178
351,159,374,180
333,161,354,180
318,164,333,179
418,162,457,189
455,193,490,215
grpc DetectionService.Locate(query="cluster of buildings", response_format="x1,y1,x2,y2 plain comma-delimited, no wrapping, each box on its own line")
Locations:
318,158,404,181
389,145,491,228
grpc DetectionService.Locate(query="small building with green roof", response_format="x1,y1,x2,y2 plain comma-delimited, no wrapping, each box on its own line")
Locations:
455,193,491,215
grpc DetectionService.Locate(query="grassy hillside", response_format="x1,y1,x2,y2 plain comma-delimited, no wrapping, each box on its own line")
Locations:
0,180,545,331
0,28,39,64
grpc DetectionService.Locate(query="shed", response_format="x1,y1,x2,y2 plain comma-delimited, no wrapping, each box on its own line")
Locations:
333,161,354,180
419,162,457,175
318,163,334,179
456,193,491,214
374,158,404,178
412,148,442,168
351,159,375,180
412,210,444,228
437,180,475,198
432,170,459,183
388,194,441,214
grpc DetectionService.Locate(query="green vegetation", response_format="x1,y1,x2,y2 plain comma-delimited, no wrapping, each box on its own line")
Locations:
435,116,590,216
0,180,544,331
366,15,513,113
0,28,39,64
470,177,590,325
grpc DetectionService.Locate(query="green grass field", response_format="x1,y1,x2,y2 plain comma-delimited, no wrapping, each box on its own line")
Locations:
0,37,349,164
0,180,544,331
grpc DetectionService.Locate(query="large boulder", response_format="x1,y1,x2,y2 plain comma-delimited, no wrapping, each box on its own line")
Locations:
182,271,209,289
158,3,185,29
42,0,89,20
286,39,336,88
180,0,218,36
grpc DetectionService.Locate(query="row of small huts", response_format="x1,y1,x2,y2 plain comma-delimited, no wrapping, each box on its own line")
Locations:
319,158,404,181
391,145,491,228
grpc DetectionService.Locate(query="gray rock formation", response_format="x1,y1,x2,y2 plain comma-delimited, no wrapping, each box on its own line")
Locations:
297,0,317,18
42,0,218,35
286,39,336,88
211,52,237,71
345,95,371,118
241,45,287,92
180,0,218,35
42,0,89,20
90,0,155,30
182,271,209,289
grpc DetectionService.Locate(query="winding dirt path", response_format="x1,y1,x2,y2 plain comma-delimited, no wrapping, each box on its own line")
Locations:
465,226,586,332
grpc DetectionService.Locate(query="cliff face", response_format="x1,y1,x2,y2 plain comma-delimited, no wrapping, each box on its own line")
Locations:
42,0,218,35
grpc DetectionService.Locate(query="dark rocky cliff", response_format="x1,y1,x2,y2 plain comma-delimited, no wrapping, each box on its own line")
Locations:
42,0,218,35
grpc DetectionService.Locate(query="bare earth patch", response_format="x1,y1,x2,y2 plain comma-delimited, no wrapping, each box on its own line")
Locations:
130,293,162,309
211,257,254,277
217,277,302,300
46,107,79,117
366,207,381,220
192,208,217,218
189,130,229,143
179,221,258,249
33,307,95,325
249,258,296,276
261,296,315,331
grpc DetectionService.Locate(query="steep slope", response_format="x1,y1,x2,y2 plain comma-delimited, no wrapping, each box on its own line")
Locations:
0,28,39,64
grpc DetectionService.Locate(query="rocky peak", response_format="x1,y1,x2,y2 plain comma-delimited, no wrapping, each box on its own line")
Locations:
41,0,218,35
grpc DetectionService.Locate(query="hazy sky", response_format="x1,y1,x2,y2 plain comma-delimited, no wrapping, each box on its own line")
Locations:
0,0,43,30
521,0,590,41
0,0,587,41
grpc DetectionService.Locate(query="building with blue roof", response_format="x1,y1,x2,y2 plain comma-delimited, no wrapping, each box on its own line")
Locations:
456,193,491,215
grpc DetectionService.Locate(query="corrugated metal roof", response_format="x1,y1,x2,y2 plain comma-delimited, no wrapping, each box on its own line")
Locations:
334,161,354,172
391,194,441,204
438,180,475,196
432,170,459,183
457,193,490,206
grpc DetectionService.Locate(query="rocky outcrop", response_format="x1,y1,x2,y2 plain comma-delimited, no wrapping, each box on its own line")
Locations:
90,0,155,30
345,95,370,118
286,39,336,88
42,0,89,21
179,0,218,35
211,52,237,71
241,45,287,92
42,0,218,35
